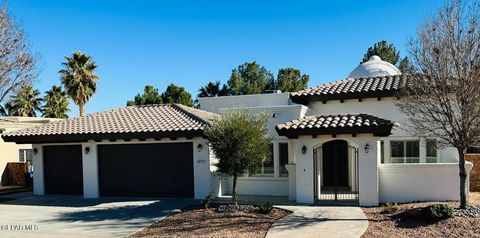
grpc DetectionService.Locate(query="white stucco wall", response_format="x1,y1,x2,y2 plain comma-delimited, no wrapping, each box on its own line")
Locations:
294,136,316,203
292,134,380,205
193,94,464,204
192,138,212,199
309,98,459,163
32,144,44,195
198,93,291,112
357,139,379,206
308,98,406,131
236,178,288,196
82,142,98,198
379,162,473,203
217,105,308,141
200,93,307,198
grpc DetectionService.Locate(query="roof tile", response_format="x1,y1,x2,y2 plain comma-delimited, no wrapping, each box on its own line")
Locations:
276,113,398,137
2,104,219,141
291,75,407,104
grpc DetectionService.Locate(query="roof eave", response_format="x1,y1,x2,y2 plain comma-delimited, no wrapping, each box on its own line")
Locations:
1,130,206,144
275,124,395,139
290,90,397,105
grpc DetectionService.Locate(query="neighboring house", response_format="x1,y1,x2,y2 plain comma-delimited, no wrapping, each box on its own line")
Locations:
1,56,473,206
0,117,60,184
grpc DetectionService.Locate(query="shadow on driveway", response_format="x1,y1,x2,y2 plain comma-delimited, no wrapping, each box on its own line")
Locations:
3,194,192,208
45,199,191,222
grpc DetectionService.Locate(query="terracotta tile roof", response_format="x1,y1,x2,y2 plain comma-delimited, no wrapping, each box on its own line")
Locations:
290,75,407,104
2,104,219,143
276,114,398,138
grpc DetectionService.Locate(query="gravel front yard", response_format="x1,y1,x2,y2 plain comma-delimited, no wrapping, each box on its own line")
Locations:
362,192,480,238
130,205,291,238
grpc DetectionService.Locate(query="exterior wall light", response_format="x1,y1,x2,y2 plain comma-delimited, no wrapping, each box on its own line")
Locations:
197,143,203,152
33,148,38,154
364,143,370,153
84,146,90,154
302,145,307,154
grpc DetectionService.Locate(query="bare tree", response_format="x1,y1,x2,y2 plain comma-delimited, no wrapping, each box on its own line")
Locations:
396,0,480,209
0,5,38,108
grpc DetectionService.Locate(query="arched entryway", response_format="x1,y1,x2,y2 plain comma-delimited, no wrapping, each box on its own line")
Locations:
314,140,359,204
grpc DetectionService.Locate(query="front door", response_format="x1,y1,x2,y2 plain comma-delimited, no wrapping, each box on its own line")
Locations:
314,140,359,204
322,140,349,187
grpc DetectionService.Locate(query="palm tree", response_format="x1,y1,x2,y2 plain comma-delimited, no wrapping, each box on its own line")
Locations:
59,51,99,117
42,85,70,118
198,81,229,97
6,85,42,117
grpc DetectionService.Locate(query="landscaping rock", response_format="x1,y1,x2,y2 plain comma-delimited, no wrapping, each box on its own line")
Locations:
215,204,258,213
454,205,480,218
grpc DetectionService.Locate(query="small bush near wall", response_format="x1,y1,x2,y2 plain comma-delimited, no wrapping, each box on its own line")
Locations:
466,154,480,192
423,204,453,220
381,203,399,214
202,192,214,209
258,202,273,214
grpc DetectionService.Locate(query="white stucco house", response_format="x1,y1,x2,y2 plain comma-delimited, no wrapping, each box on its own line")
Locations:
199,56,473,206
1,56,473,206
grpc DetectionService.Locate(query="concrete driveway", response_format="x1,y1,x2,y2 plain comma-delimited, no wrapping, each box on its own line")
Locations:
0,194,193,238
266,206,368,238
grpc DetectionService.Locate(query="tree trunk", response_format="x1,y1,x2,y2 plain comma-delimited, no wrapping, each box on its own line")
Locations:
79,103,84,117
457,147,468,209
232,174,238,206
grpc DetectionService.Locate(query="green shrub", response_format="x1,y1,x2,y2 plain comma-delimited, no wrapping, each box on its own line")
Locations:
202,192,214,209
258,202,273,214
381,203,399,214
423,204,453,219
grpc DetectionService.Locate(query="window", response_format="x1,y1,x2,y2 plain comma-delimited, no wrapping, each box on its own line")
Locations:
279,143,289,177
390,140,420,163
19,149,33,164
426,139,437,163
380,141,385,163
250,144,274,177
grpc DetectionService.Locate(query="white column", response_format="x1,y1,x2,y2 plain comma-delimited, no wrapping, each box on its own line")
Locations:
295,137,314,204
419,138,427,163
193,138,211,199
32,145,44,195
288,140,297,164
82,142,99,198
384,140,391,163
285,164,296,200
273,142,279,178
358,139,379,206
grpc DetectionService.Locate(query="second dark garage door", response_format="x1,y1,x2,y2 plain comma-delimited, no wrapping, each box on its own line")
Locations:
98,142,194,197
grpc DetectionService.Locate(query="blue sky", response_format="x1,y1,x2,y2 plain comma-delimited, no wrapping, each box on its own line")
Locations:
7,0,443,116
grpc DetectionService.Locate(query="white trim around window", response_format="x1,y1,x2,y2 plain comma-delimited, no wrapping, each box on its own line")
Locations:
381,137,439,164
247,140,289,179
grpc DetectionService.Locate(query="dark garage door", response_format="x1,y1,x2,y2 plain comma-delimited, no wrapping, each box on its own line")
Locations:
98,142,194,197
43,145,83,194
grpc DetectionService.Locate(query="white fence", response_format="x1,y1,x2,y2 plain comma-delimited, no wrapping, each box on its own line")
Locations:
379,162,473,203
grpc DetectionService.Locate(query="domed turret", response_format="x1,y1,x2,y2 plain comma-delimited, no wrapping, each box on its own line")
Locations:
348,55,401,78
